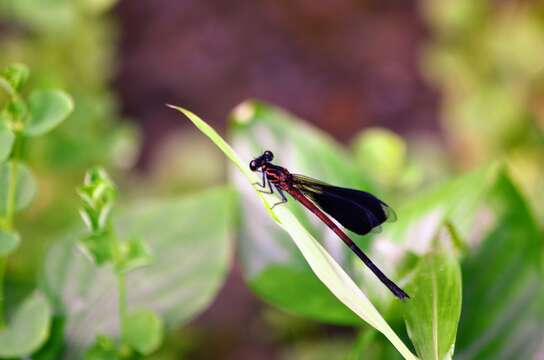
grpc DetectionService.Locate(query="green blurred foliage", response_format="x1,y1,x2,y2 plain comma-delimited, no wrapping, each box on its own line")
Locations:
421,0,544,222
0,0,542,358
0,60,73,357
0,291,51,358
42,187,234,358
0,0,140,279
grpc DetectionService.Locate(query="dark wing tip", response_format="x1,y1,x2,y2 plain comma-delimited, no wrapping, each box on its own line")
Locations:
382,203,397,223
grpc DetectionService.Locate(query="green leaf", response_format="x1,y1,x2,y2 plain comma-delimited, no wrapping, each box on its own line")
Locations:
0,161,37,216
0,121,15,162
24,89,74,136
78,166,117,232
42,187,234,358
251,265,361,325
32,316,66,360
116,237,153,274
123,309,163,355
352,128,406,187
84,335,119,360
403,251,462,360
0,291,52,357
6,97,28,123
228,100,376,325
80,232,114,265
169,105,418,360
455,173,544,359
0,228,20,256
1,63,29,91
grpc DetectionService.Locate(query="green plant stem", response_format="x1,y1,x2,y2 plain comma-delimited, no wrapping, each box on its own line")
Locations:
117,272,127,338
0,162,17,329
110,230,128,341
0,134,22,329
0,257,5,330
5,160,18,230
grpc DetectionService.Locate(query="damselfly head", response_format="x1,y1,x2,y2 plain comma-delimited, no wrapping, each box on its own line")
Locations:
249,160,258,171
263,150,274,162
249,150,274,171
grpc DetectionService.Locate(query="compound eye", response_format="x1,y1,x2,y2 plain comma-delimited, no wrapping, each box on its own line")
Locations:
263,150,274,161
249,160,258,171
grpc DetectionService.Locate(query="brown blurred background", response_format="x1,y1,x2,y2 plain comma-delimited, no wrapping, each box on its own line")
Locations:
114,0,438,169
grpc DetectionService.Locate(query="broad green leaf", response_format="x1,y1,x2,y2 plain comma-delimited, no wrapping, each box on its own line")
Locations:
0,228,20,256
455,173,544,359
251,265,361,325
42,187,234,358
116,237,153,274
0,161,37,216
352,128,406,188
404,251,462,360
0,121,15,162
0,291,52,357
170,105,418,360
24,90,74,136
228,100,376,325
123,309,163,355
1,63,29,91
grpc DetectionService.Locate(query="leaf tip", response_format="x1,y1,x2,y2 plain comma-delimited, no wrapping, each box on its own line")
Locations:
166,104,196,120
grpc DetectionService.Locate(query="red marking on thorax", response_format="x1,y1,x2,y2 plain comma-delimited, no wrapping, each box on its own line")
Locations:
264,165,292,190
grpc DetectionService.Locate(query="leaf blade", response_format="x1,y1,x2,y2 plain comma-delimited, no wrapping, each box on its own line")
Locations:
123,309,163,355
0,122,15,162
24,89,74,136
0,291,52,357
0,161,37,216
0,229,20,256
403,251,462,360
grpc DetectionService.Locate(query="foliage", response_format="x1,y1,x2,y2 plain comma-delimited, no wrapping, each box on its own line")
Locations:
0,62,72,357
1,1,543,357
173,101,544,359
76,166,161,357
0,0,139,280
421,0,544,222
42,186,234,358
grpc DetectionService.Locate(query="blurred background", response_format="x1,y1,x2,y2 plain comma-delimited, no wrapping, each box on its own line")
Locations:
0,0,543,359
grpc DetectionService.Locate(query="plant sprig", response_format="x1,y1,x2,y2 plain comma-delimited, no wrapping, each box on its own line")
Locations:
0,62,72,358
77,166,162,358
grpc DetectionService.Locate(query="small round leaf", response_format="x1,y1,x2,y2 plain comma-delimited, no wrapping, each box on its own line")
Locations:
0,291,52,357
116,237,153,274
0,161,37,216
1,63,29,91
24,90,74,136
352,128,406,187
0,122,15,162
0,229,20,256
123,310,163,355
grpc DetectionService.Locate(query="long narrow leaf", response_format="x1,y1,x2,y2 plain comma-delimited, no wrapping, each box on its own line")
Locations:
169,105,418,360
